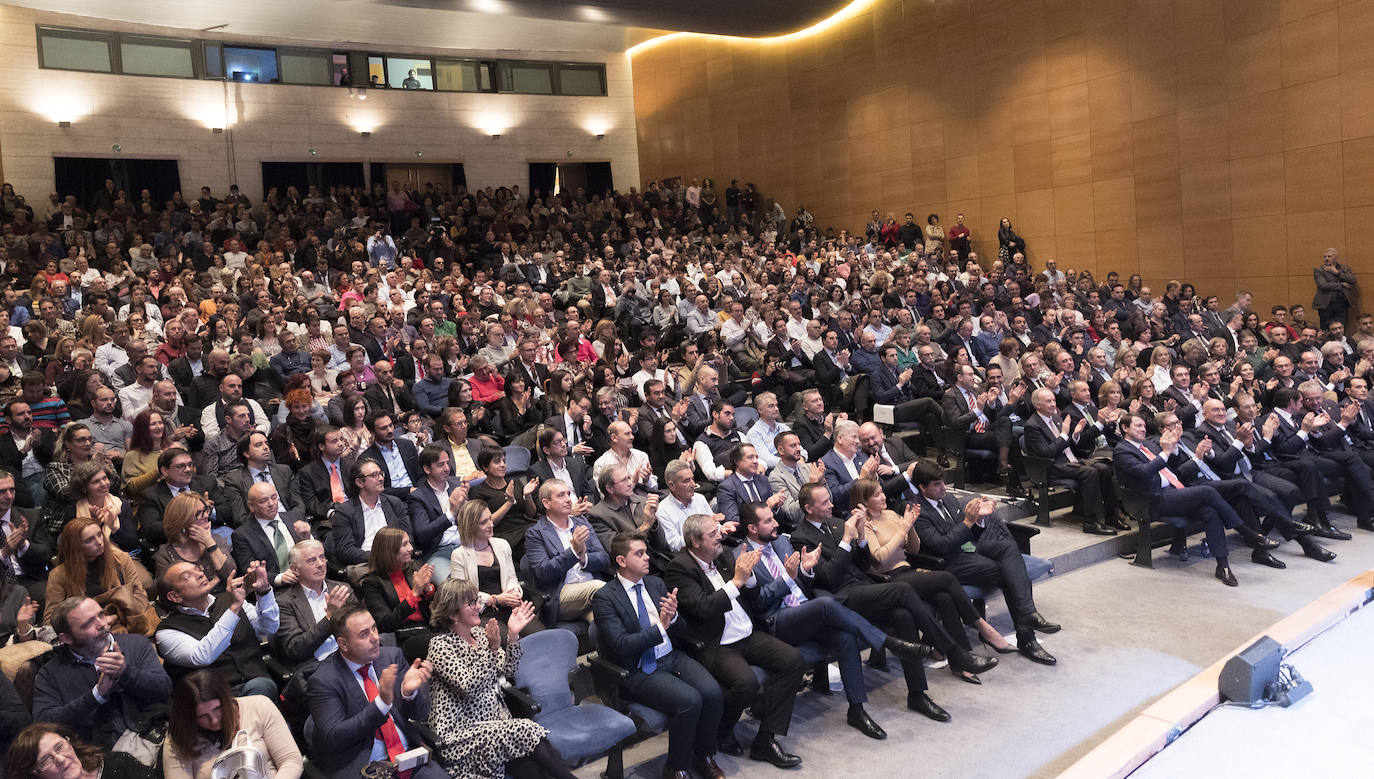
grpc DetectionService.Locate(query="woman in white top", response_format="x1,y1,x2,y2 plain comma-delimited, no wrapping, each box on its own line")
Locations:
449,500,522,630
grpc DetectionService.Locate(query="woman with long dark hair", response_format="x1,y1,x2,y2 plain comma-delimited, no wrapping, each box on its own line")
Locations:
122,408,175,482
163,669,302,779
43,516,157,636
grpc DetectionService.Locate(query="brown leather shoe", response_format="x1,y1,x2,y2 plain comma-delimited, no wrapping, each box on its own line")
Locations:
693,755,726,779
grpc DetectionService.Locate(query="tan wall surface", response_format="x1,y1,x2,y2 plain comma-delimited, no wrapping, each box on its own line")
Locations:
0,7,639,202
631,0,1374,315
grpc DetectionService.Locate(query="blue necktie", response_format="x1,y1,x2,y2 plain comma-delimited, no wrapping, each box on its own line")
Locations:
633,583,657,673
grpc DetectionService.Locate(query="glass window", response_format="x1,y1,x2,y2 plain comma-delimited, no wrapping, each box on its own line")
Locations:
435,60,479,92
332,53,350,86
120,37,195,78
280,50,332,85
367,56,385,88
37,28,112,73
223,46,278,83
204,43,223,79
558,65,605,96
386,57,433,90
501,62,553,94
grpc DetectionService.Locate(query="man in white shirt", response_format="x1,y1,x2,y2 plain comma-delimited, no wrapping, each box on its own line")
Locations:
94,322,133,379
657,460,719,552
744,392,790,470
154,560,280,698
592,421,658,495
116,356,161,420
276,539,353,666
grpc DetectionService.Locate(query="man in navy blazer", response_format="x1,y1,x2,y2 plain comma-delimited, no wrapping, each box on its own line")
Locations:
820,421,874,514
1023,387,1121,535
359,411,423,499
1113,411,1248,586
739,502,929,740
715,444,786,528
524,479,611,626
307,606,445,779
404,445,468,577
230,482,309,587
591,531,725,779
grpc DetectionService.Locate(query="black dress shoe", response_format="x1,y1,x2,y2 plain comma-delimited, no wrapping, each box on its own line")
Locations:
907,692,951,722
1298,536,1336,562
748,736,802,769
937,452,951,468
950,648,998,674
866,646,889,671
1082,521,1115,536
1215,565,1239,587
717,733,743,757
661,770,691,779
1250,549,1287,569
979,634,1017,654
1313,522,1352,541
1023,611,1061,634
846,707,888,740
883,636,933,662
1167,543,1190,562
1106,514,1132,531
692,756,726,779
1234,524,1280,549
1017,636,1057,665
1289,521,1316,535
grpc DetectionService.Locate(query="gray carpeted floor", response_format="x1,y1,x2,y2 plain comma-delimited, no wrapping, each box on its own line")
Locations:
572,511,1374,779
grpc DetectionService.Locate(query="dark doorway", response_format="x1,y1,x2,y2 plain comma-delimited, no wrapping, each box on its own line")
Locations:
260,161,366,201
54,157,181,213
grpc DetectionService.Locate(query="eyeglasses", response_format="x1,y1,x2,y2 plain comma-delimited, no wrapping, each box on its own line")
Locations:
36,737,73,772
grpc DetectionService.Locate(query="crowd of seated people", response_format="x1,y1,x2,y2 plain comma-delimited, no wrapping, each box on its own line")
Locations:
0,170,1366,777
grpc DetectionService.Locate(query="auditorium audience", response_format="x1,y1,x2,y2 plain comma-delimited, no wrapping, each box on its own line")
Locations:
0,167,1368,774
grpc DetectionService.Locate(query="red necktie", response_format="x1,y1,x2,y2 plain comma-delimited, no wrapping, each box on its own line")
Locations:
1139,444,1185,490
358,665,412,778
329,463,346,504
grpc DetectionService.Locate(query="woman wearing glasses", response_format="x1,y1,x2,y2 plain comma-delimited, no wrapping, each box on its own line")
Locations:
152,493,234,593
5,723,157,779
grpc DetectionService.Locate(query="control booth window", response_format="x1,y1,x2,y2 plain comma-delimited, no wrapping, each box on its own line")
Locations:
223,46,278,83
386,57,433,90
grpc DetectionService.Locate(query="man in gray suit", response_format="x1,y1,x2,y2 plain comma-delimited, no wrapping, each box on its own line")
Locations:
766,431,824,530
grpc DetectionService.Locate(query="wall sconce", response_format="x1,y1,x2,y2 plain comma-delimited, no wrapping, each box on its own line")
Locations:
414,150,423,158
57,120,72,128
595,132,605,139
360,131,372,138
489,132,502,139
308,148,318,156
212,127,224,134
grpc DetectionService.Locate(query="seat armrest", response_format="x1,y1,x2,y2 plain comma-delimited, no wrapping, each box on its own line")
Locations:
907,551,946,569
501,681,541,718
589,654,631,682
1006,522,1039,555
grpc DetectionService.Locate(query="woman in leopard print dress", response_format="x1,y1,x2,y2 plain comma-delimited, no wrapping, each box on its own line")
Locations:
426,579,576,779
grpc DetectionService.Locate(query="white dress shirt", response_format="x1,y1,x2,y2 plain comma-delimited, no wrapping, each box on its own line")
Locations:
689,552,754,645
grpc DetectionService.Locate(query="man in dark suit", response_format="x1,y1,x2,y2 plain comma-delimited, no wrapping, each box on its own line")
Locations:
220,430,302,528
592,532,726,779
166,333,206,393
871,343,945,437
525,479,611,626
1209,310,1245,356
359,411,422,499
739,502,930,740
0,399,56,508
1023,387,1121,535
911,345,950,402
327,460,413,583
789,389,837,462
542,390,597,456
679,367,721,441
306,606,446,779
231,482,310,587
664,514,805,768
276,539,355,668
405,445,468,577
505,338,550,394
911,463,1057,665
1114,411,1252,586
530,427,595,501
1270,386,1374,533
296,426,355,531
1160,365,1205,431
0,470,49,602
810,330,851,399
789,483,990,721
714,444,786,528
362,361,416,418
135,448,223,547
1192,399,1328,565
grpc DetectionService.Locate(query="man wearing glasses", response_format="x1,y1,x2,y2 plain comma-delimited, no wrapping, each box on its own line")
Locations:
327,459,412,585
134,449,223,548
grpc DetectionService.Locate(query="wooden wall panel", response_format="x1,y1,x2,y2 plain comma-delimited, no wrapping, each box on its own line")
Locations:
631,0,1374,314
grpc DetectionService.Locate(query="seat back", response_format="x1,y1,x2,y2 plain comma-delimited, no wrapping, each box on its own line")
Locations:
733,406,759,434
504,445,533,475
513,628,577,715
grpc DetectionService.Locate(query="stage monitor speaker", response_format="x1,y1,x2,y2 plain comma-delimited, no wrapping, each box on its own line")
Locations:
1218,635,1282,705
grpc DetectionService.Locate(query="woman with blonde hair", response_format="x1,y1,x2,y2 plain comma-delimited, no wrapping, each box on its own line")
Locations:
75,314,110,352
153,492,233,590
448,500,522,627
854,477,1012,683
44,516,158,635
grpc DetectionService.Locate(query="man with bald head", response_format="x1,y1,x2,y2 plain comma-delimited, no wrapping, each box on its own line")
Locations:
231,481,309,588
592,419,658,495
200,371,270,439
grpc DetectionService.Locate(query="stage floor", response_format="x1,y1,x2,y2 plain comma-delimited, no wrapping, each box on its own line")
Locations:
1133,598,1374,776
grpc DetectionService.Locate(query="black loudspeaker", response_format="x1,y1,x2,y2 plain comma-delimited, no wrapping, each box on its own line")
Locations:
1218,635,1283,704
